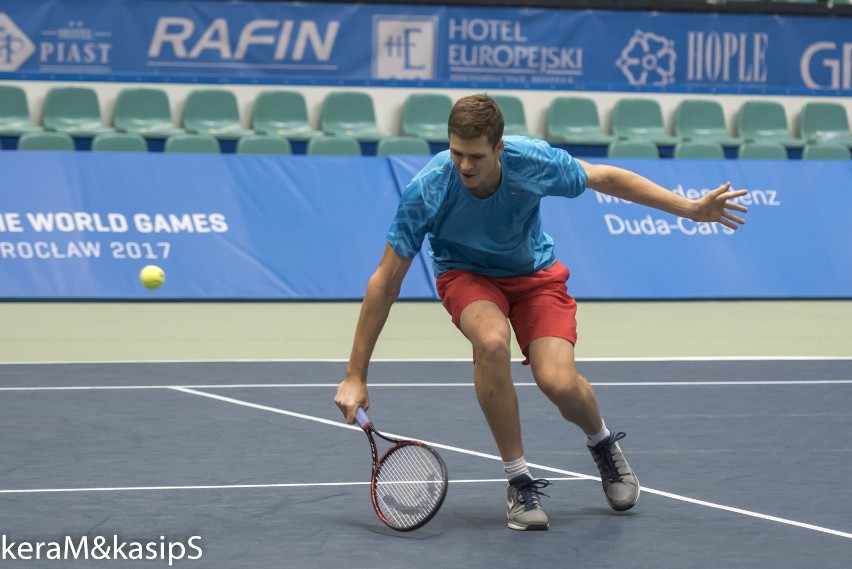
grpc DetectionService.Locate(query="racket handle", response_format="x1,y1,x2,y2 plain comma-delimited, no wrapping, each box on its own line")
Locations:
355,407,370,429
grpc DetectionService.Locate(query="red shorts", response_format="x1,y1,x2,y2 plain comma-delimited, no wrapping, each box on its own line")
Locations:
435,261,578,364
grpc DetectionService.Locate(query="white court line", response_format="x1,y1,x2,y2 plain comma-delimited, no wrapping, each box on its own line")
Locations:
167,386,852,541
0,478,582,496
0,482,371,494
0,379,850,392
2,356,851,365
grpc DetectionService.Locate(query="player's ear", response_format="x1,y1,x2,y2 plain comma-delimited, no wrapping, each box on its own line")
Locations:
495,138,505,154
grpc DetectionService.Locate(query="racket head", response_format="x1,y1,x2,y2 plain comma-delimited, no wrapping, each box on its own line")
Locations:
371,440,448,531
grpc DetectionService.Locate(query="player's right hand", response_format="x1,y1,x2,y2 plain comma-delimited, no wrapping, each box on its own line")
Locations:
334,375,369,424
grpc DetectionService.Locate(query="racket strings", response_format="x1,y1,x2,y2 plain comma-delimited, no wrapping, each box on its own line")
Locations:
375,444,446,528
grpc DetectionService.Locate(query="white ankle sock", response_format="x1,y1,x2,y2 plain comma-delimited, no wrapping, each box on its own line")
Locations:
586,421,611,447
503,456,532,481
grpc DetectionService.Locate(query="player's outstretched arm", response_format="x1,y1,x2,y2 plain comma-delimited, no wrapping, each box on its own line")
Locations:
577,160,749,230
334,243,413,423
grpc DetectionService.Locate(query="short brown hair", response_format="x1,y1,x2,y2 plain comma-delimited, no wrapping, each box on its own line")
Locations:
447,94,504,148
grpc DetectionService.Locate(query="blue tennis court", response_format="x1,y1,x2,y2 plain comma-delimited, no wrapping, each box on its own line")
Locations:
0,359,850,568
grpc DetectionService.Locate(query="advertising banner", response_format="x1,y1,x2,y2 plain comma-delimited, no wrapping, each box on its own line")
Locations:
1,152,850,300
541,159,852,299
0,152,437,299
1,0,851,94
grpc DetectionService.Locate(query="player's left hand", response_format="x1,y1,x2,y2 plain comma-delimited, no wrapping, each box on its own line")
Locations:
692,182,749,230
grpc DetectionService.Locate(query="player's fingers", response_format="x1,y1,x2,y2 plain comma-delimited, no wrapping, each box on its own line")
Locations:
333,396,355,423
719,217,738,230
722,211,746,225
345,400,370,424
724,201,749,213
716,190,748,205
709,181,732,196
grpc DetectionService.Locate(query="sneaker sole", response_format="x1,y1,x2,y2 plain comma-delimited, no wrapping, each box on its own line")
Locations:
507,521,549,531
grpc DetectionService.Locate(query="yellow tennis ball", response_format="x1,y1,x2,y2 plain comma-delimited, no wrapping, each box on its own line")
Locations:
140,265,165,290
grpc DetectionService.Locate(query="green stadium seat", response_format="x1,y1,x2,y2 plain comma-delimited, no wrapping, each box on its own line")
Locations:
320,92,385,142
798,102,852,146
674,100,742,147
251,90,323,141
113,88,185,139
607,140,660,159
182,89,254,140
491,95,531,137
0,85,43,136
611,98,679,145
91,132,148,152
42,86,114,137
376,136,431,156
164,133,220,153
801,142,851,160
400,93,453,142
545,97,613,145
306,135,362,156
737,141,788,160
236,134,293,155
673,141,726,159
17,131,75,151
736,101,805,148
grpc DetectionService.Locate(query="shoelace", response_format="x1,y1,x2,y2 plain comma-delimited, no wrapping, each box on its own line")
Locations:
513,478,551,511
597,432,628,483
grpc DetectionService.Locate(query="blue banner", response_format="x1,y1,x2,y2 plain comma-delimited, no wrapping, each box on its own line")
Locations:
0,152,437,299
1,152,851,300
1,0,851,94
541,159,852,299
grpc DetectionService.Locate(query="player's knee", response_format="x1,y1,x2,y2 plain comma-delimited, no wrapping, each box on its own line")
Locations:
536,369,586,401
473,333,511,364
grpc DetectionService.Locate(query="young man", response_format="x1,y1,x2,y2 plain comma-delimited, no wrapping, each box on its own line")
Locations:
334,94,748,530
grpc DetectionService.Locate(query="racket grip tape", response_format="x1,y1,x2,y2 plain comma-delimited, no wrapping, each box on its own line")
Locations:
355,407,370,429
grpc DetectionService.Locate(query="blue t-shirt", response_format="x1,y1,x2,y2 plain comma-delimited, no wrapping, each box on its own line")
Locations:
387,136,588,277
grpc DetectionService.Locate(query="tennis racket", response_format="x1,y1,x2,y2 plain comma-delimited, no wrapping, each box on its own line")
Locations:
355,407,448,531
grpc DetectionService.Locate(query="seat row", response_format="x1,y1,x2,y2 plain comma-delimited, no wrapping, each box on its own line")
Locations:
607,139,851,160
11,130,431,156
549,97,852,151
0,85,442,155
2,84,851,158
18,130,846,161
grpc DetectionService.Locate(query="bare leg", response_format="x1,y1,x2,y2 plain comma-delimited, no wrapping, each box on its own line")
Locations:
527,336,603,436
459,300,523,461
529,336,640,512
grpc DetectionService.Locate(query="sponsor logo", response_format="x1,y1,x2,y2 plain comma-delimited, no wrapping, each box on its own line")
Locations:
446,17,582,86
147,17,340,71
373,16,436,80
801,41,852,89
616,30,676,86
686,32,767,83
0,13,34,71
38,19,113,72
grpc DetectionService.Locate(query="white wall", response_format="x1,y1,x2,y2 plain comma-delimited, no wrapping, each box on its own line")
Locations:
11,80,852,139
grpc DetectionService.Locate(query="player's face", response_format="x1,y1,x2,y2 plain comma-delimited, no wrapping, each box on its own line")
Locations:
449,135,504,197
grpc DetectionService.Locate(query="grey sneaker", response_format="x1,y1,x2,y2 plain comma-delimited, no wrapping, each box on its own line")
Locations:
588,431,640,512
506,475,550,531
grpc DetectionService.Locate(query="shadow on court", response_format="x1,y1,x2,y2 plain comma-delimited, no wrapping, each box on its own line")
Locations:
0,360,850,568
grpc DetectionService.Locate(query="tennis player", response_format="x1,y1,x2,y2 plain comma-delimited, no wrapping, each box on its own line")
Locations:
335,94,748,531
